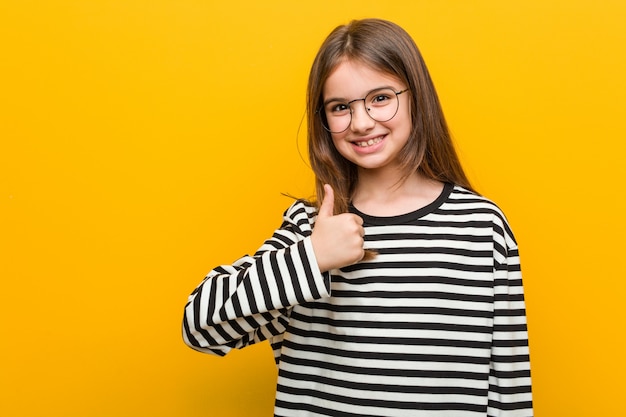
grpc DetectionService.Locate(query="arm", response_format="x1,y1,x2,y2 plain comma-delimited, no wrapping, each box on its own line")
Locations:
182,201,331,356
488,219,533,416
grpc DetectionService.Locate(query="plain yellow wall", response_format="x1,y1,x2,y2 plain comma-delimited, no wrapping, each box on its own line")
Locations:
2,1,625,416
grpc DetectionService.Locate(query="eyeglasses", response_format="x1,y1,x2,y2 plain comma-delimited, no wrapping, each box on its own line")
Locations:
319,87,409,133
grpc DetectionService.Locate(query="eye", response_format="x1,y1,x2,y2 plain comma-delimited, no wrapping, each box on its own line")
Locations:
370,93,392,105
367,89,396,107
327,103,350,114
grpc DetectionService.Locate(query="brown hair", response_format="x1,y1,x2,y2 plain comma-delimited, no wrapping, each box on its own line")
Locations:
307,18,474,213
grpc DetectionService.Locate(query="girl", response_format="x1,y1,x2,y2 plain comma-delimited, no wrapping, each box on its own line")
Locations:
183,18,533,417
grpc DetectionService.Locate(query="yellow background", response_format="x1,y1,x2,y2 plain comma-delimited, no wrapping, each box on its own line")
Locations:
1,1,625,416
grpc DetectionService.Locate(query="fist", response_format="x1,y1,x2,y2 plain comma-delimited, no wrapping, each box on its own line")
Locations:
311,184,365,272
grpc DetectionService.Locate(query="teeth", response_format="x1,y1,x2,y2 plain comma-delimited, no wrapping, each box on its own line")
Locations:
355,137,383,147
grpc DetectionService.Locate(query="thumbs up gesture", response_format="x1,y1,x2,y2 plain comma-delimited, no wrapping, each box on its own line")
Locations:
311,184,365,272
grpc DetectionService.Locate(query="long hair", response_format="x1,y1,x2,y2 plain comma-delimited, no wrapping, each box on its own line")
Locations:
307,18,474,213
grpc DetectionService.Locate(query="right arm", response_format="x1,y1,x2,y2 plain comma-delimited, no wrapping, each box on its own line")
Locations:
182,201,331,356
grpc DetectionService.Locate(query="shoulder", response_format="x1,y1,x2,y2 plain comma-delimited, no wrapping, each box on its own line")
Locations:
282,199,319,236
446,185,518,247
446,185,508,219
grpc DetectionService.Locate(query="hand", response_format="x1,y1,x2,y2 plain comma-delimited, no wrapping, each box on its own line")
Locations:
311,184,365,272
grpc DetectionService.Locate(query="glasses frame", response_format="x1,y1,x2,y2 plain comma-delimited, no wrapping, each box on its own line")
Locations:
318,87,409,133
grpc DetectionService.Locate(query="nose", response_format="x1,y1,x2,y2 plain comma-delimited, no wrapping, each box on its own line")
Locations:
349,99,375,132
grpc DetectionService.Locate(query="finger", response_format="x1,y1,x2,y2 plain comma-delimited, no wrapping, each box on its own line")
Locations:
318,184,335,218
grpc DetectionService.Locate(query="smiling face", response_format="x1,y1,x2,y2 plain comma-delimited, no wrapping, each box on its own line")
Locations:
322,59,412,175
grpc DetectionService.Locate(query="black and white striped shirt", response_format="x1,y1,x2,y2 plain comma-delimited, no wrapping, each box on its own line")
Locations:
183,183,533,416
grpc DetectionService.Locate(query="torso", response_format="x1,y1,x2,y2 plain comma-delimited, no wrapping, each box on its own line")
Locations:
274,184,506,417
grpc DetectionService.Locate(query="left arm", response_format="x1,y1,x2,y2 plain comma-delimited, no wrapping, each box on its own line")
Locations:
488,218,533,416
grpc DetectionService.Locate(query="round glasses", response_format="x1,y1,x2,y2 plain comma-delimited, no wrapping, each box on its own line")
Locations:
319,87,409,133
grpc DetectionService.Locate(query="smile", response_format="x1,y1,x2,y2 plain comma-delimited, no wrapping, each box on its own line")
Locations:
354,136,384,147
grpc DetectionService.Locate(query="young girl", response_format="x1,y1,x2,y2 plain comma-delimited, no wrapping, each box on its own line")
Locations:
183,18,533,417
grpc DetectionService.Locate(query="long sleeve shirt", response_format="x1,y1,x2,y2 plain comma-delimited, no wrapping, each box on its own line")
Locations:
183,183,533,416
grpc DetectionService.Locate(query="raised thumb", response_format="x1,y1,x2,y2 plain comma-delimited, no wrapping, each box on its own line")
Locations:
318,184,335,218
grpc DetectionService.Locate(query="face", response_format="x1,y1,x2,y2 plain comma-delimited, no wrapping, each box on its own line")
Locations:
322,59,411,174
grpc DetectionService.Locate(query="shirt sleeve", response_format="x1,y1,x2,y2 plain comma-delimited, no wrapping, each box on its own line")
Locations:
182,201,331,356
487,216,533,416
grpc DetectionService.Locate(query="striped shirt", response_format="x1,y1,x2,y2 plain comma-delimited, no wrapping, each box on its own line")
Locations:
183,183,533,416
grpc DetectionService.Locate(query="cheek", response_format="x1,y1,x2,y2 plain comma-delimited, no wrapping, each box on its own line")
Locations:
330,133,345,149
330,134,353,159
394,109,413,137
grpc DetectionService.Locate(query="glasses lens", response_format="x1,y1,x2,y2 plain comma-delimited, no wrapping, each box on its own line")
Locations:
365,88,400,123
321,103,351,133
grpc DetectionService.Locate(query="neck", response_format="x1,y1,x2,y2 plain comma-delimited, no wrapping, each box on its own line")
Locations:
354,165,408,195
352,168,444,216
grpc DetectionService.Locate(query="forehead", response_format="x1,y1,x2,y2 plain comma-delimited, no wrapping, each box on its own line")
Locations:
323,59,402,100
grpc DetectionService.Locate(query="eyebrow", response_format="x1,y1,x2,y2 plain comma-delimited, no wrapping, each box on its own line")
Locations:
323,85,399,106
